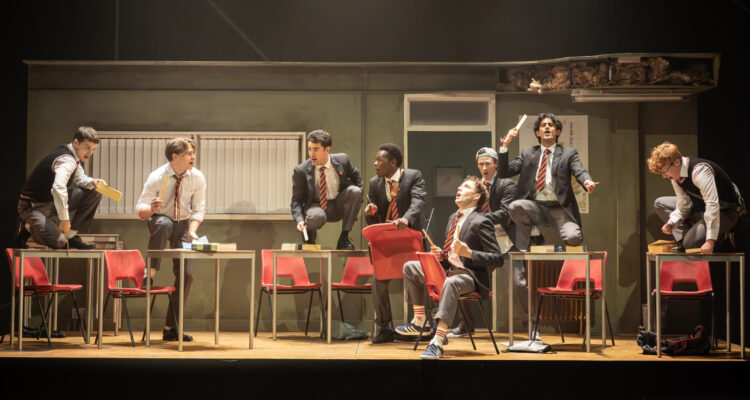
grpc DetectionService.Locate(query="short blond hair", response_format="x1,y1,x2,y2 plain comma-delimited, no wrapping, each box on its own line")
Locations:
647,141,682,174
165,137,196,162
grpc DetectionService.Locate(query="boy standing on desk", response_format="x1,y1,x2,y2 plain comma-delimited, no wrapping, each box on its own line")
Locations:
16,126,104,250
136,137,206,342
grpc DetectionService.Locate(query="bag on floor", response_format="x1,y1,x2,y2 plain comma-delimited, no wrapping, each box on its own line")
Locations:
637,324,710,356
330,321,368,340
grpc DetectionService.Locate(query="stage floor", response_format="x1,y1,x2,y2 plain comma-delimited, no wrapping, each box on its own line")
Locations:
1,330,745,361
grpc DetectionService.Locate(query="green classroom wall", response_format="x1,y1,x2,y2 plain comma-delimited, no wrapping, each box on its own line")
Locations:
25,62,699,334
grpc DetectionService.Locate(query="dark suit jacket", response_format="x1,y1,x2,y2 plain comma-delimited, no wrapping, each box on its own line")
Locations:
442,209,503,298
290,153,363,223
485,175,518,243
499,144,592,226
365,168,427,231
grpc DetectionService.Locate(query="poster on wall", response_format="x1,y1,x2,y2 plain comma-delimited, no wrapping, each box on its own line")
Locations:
517,115,589,214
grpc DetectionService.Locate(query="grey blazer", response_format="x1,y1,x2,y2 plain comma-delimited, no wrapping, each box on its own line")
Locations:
365,168,427,231
290,153,363,223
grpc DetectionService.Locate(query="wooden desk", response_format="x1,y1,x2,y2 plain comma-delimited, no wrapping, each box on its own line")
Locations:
646,252,745,358
145,250,257,351
271,250,370,344
10,249,105,350
508,251,608,352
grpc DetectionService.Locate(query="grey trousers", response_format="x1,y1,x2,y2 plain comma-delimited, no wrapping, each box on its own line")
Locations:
147,214,194,328
654,196,738,248
305,185,362,232
403,261,475,328
372,277,394,330
17,187,102,249
509,199,583,251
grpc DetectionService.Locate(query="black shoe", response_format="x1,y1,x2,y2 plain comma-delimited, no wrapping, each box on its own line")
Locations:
670,242,685,253
163,328,193,342
140,277,154,290
304,229,317,244
68,235,96,250
15,218,30,248
337,233,355,250
372,326,395,344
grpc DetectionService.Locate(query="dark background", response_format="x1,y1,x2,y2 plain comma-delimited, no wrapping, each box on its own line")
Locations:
2,0,748,339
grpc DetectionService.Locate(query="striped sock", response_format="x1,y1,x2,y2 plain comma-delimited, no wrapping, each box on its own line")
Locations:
412,305,425,325
431,326,447,347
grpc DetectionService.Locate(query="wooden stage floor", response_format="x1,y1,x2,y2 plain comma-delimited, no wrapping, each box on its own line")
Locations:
1,330,746,362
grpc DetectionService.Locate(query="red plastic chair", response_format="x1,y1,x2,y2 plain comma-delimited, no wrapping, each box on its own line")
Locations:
533,253,615,347
362,223,424,280
255,250,323,337
653,261,715,347
331,257,373,324
413,252,499,354
100,250,177,347
5,248,86,346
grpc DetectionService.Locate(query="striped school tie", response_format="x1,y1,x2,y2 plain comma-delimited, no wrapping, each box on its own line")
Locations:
443,210,464,254
173,175,183,220
387,181,399,220
536,149,551,192
318,166,328,211
481,181,491,213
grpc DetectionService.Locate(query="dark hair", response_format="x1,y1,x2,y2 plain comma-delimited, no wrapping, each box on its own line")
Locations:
463,175,487,207
532,113,563,143
74,126,99,144
378,143,403,167
307,130,332,148
165,137,196,162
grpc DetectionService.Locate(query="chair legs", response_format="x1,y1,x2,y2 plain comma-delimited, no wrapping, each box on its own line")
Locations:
457,301,476,350
304,290,314,336
256,289,323,337
531,294,544,343
336,290,345,323
69,291,87,343
33,293,52,347
254,289,264,337
551,297,565,343
120,295,135,347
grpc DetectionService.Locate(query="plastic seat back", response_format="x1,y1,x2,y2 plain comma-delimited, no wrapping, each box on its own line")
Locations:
555,252,608,291
261,249,313,286
339,257,374,285
362,224,424,280
660,261,712,292
416,252,447,302
103,250,145,291
6,248,51,287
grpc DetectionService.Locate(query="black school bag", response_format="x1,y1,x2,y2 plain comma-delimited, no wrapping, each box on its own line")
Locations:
637,325,711,356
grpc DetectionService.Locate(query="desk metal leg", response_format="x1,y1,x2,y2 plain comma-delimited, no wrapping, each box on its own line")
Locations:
17,256,24,350
585,256,591,353
327,256,332,344
319,258,324,338
97,255,104,349
86,259,93,344
249,257,255,349
272,253,277,341
492,268,497,332
726,261,731,352
656,255,662,358
52,259,59,331
508,254,514,346
527,259,532,340
602,256,607,348
215,258,220,345
146,257,151,347
740,257,745,359
178,256,185,352
646,258,652,331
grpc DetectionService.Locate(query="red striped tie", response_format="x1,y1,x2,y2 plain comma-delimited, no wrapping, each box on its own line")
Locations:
318,166,328,211
481,181,491,213
387,181,398,220
443,210,464,254
174,175,183,220
536,149,551,192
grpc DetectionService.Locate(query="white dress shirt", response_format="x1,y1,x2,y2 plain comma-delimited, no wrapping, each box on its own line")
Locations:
314,157,340,200
384,168,402,201
136,163,206,222
669,157,721,240
52,143,96,221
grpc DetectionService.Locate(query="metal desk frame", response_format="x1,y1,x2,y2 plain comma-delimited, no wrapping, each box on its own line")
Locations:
508,251,608,352
646,252,745,358
271,249,369,344
145,250,256,351
10,249,105,350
